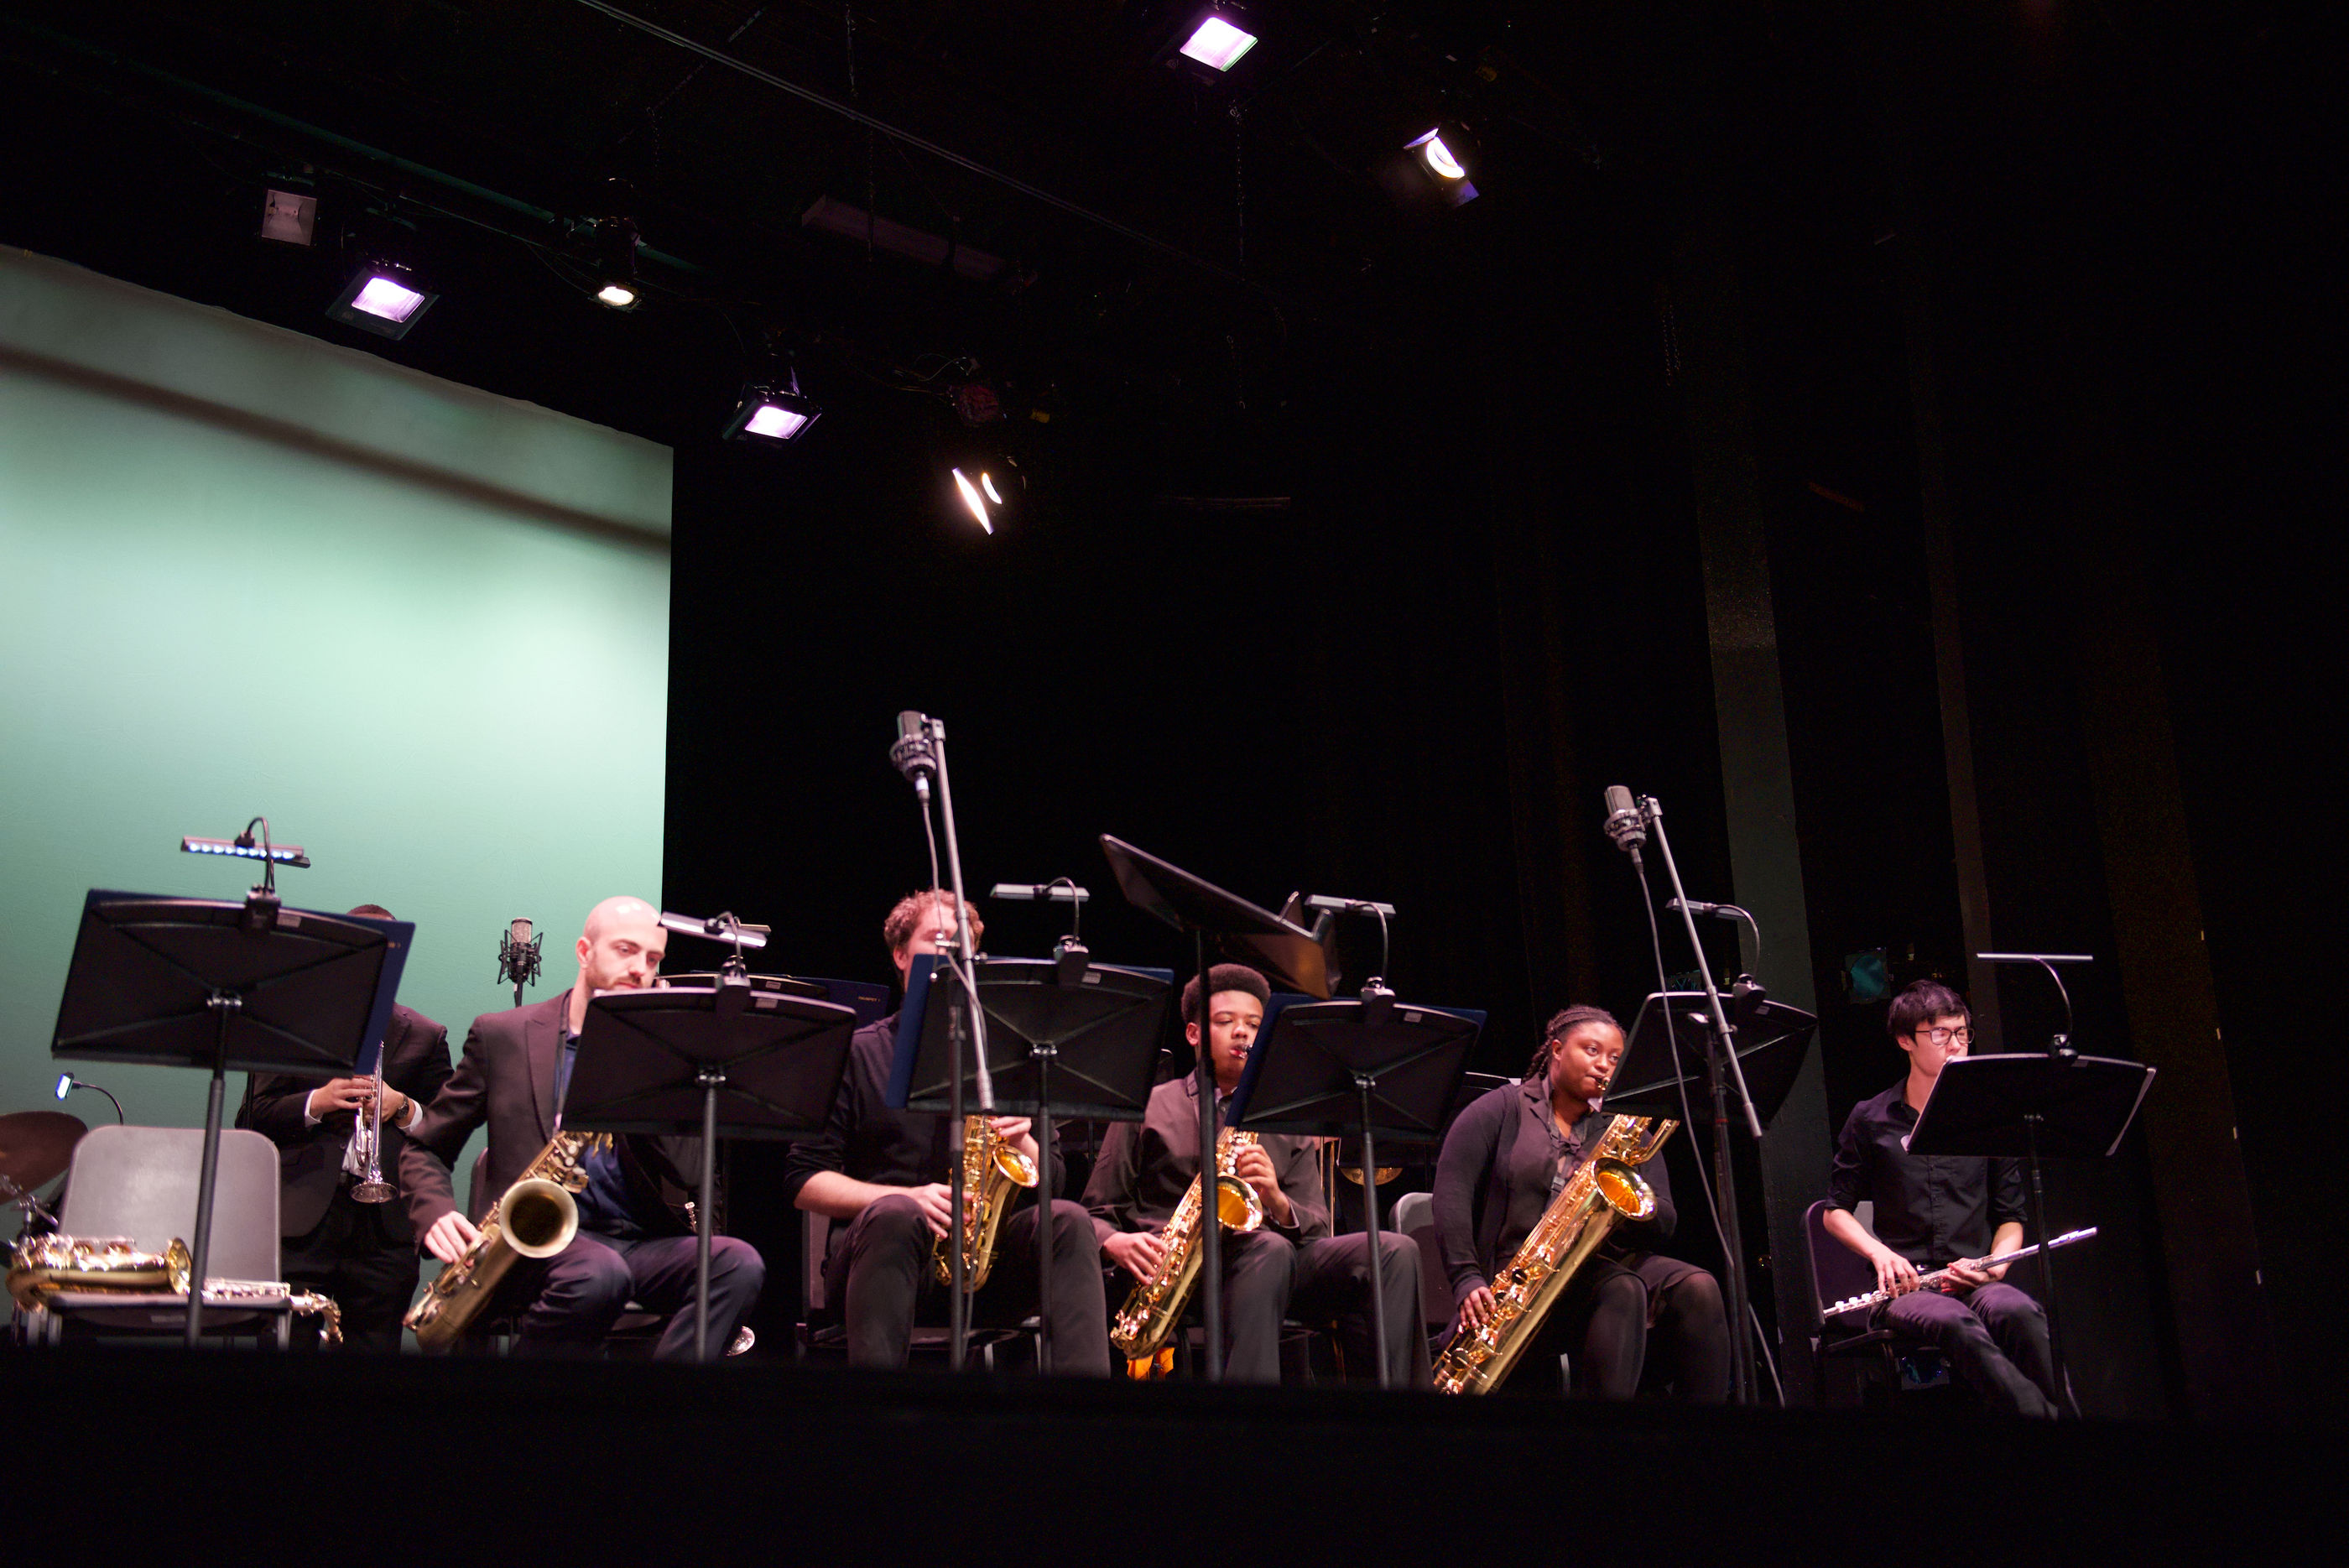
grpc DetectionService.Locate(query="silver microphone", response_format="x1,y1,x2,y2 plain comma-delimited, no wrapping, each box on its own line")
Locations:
892,711,937,801
1603,785,1648,856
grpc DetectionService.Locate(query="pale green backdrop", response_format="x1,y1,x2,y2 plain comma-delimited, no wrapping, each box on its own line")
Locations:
1,247,670,1240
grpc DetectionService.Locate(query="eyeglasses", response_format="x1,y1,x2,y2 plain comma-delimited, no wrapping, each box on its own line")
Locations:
1914,1025,1972,1046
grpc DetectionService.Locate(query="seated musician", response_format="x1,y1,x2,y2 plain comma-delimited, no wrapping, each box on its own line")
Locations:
1082,963,1426,1385
1822,979,2060,1416
779,890,1111,1373
237,904,453,1352
400,896,764,1357
1431,1005,1728,1399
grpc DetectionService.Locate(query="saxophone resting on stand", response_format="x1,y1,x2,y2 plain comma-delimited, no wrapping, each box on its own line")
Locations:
1430,1112,1679,1395
930,1116,1041,1292
404,1129,595,1352
1109,1127,1265,1363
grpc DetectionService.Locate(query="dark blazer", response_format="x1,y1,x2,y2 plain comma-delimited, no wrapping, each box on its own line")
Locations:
1082,1075,1329,1246
237,1002,455,1239
398,990,706,1246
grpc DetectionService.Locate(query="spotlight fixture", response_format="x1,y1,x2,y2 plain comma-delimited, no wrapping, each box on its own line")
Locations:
326,260,438,339
1376,124,1480,213
591,216,642,310
1177,10,1259,72
951,468,993,534
721,366,823,445
259,188,315,247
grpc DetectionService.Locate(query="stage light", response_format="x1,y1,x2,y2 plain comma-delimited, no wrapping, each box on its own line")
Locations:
721,371,823,445
981,472,1004,506
1179,13,1258,72
951,468,993,534
596,282,640,310
1413,130,1466,180
181,835,310,867
590,216,643,310
259,189,315,247
326,261,438,340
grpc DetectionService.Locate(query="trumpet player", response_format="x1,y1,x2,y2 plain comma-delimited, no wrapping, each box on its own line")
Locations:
1431,1006,1728,1399
1821,980,2060,1416
780,890,1111,1373
237,904,452,1352
1082,963,1426,1385
399,896,765,1357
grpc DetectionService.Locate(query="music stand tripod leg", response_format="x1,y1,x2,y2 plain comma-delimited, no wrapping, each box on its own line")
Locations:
1356,1077,1391,1392
185,993,237,1347
1032,1045,1055,1375
2023,1114,2070,1414
695,1070,721,1363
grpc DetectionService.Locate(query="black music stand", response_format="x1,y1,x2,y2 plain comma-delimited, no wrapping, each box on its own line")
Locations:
1907,1053,2155,1411
888,955,1172,1371
1100,836,1329,1383
1607,990,1819,1123
50,890,408,1344
1231,998,1479,1388
565,972,857,1361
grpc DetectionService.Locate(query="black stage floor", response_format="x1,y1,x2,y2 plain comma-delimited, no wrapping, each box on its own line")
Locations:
17,1350,2332,1559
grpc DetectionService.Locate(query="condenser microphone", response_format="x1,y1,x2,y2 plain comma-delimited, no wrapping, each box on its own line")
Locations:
1603,786,1647,857
891,711,937,800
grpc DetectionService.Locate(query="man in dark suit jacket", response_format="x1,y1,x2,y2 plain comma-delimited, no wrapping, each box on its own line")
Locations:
399,895,764,1358
237,904,454,1353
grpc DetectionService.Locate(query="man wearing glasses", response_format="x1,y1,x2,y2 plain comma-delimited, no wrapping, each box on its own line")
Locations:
1821,980,2062,1415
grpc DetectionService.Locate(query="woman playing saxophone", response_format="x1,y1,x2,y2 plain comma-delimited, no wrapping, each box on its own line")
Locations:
1430,1005,1728,1399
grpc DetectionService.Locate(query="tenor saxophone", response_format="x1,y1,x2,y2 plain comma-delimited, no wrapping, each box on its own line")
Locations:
929,1116,1041,1292
1430,1112,1679,1394
1108,1127,1265,1363
404,1130,594,1352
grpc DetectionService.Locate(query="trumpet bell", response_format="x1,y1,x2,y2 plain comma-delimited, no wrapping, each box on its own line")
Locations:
499,1178,581,1259
348,1179,397,1205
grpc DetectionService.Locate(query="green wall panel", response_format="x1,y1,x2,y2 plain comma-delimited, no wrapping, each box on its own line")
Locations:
1,250,669,1230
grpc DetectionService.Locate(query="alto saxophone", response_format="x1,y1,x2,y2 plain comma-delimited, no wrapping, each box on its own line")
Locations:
404,1129,596,1352
930,1116,1041,1292
1109,1127,1265,1363
1430,1112,1679,1395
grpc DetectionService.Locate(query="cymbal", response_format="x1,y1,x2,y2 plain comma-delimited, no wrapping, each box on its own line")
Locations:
0,1112,87,1191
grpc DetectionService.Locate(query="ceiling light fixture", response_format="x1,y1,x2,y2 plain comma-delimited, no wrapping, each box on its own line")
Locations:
1179,13,1259,72
721,364,822,444
326,261,438,339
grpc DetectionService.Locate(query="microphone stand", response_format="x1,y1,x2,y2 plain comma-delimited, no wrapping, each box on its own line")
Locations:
918,716,997,1372
1639,794,1766,1406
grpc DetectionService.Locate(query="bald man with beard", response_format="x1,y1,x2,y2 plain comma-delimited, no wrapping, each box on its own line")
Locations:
400,897,765,1357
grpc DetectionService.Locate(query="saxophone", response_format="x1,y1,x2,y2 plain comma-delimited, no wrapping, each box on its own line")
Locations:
1430,1112,1679,1394
404,1130,596,1352
929,1116,1041,1292
1109,1127,1265,1363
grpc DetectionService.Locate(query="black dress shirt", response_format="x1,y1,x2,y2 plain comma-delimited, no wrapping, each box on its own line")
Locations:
1431,1078,1675,1305
1081,1076,1327,1245
1827,1080,2027,1268
779,1013,1065,1205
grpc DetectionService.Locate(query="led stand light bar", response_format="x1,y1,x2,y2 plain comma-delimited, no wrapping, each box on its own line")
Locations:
181,836,311,867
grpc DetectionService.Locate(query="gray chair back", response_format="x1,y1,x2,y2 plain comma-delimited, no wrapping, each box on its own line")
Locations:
60,1125,280,1281
1804,1197,1878,1328
1388,1189,1451,1329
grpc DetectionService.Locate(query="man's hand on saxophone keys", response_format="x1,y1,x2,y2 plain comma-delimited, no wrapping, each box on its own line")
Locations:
1103,1230,1169,1281
905,1181,957,1238
423,1210,482,1265
1229,1142,1291,1227
988,1116,1039,1166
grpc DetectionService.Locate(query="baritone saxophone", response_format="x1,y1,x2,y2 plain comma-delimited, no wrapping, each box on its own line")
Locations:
1430,1113,1678,1395
404,1130,593,1352
930,1116,1041,1292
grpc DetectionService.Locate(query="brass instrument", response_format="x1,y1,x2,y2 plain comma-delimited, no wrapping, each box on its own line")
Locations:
9,1234,342,1344
348,1049,397,1205
930,1116,1041,1291
404,1130,592,1352
1430,1112,1679,1395
1109,1127,1265,1364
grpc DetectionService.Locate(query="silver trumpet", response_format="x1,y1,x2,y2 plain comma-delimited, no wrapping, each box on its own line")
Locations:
348,1048,397,1205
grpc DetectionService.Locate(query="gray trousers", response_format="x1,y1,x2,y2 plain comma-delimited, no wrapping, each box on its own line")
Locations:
1880,1280,2060,1416
1217,1228,1427,1385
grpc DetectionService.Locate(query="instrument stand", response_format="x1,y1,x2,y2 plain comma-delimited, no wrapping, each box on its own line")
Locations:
1101,836,1330,1383
51,889,410,1345
1906,1048,2154,1417
1233,993,1480,1389
891,955,1170,1374
567,954,857,1362
1627,795,1772,1404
